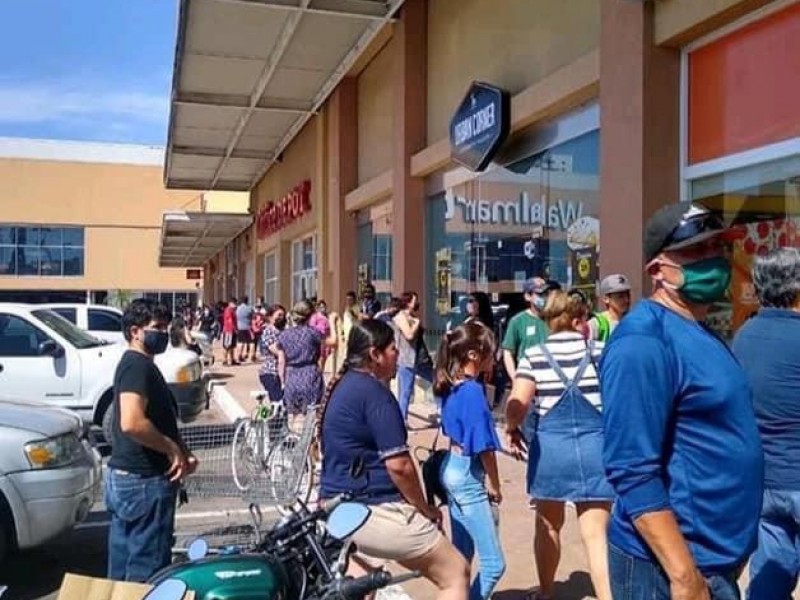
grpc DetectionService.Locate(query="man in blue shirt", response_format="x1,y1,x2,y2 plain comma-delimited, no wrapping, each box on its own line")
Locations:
601,203,763,600
732,247,800,599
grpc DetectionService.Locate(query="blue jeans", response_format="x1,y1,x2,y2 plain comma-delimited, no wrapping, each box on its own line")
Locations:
609,544,741,600
441,453,506,600
397,364,434,420
105,469,178,582
748,489,800,599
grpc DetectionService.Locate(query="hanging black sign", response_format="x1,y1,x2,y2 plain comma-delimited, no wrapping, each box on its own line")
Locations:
449,82,510,172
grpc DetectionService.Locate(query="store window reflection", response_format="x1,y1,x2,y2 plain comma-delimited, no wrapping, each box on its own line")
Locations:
425,130,600,349
691,153,800,338
355,203,393,306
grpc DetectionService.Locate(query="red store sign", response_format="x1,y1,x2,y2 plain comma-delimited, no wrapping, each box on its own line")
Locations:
256,180,312,239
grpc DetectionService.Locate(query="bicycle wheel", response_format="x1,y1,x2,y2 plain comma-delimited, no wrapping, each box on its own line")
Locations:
266,433,313,512
231,419,264,492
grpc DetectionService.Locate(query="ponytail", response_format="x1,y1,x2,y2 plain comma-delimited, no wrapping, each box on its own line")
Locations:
432,330,455,398
316,362,349,455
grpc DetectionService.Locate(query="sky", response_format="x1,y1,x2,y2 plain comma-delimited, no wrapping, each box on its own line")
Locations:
0,0,179,146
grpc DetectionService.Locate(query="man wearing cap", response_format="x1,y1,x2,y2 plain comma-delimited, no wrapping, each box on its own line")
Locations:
588,274,632,342
502,277,560,381
601,203,763,599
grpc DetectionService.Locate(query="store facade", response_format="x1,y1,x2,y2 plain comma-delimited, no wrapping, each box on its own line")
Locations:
681,0,800,338
168,0,800,342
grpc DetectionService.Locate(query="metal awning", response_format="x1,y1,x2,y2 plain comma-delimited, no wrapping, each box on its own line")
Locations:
165,0,404,191
159,211,253,267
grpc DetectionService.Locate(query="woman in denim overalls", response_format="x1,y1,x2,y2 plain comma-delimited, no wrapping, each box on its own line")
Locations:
504,290,613,600
435,322,506,600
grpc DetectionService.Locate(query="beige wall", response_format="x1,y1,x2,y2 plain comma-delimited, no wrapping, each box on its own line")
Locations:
426,0,599,143
357,39,395,184
251,114,324,306
654,0,774,45
0,158,201,291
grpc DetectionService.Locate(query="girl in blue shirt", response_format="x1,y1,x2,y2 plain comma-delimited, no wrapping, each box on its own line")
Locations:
435,322,506,600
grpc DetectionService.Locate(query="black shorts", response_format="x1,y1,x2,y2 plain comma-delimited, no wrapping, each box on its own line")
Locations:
222,332,236,350
237,330,252,344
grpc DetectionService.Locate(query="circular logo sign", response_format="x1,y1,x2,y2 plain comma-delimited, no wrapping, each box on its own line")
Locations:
578,257,591,280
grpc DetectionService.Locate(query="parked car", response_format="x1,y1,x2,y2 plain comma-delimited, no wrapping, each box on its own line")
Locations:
0,399,101,563
0,304,207,428
42,303,215,366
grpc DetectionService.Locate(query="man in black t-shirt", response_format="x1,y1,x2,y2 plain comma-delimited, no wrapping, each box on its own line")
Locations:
105,299,198,582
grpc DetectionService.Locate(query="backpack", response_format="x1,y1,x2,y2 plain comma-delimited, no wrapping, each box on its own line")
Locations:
593,312,611,342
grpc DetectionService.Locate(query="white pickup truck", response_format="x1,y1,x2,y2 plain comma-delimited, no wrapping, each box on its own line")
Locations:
0,304,207,428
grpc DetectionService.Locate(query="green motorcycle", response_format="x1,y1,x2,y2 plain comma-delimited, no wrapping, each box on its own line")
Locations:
147,496,417,600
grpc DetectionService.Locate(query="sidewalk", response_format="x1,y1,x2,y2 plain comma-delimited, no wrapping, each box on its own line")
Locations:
205,355,594,600
203,354,788,599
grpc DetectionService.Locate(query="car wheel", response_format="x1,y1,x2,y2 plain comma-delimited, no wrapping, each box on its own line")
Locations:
102,403,115,447
0,494,16,564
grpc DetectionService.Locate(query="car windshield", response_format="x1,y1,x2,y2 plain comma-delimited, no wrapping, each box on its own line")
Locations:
31,309,106,350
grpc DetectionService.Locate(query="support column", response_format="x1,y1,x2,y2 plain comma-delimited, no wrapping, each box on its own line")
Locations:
599,0,681,300
326,78,358,311
392,0,427,298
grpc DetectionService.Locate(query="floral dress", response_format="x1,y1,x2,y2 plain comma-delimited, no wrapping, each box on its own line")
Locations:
277,325,324,415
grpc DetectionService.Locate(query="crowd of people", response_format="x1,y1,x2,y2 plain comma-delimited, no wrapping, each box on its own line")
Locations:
103,202,800,600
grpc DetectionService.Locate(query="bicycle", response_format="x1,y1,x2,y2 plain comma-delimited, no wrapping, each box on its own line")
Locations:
230,391,286,492
230,391,315,511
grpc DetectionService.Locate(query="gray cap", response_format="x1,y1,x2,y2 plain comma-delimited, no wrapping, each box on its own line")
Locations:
599,274,631,296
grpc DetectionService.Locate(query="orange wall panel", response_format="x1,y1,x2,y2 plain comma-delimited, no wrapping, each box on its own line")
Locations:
689,2,800,164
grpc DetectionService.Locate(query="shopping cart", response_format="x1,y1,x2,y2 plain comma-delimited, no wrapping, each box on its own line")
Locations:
179,392,316,511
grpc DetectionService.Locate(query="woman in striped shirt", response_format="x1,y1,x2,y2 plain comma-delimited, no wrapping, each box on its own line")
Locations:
504,290,612,600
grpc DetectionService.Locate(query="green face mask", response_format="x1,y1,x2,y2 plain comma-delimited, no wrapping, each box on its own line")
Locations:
677,256,732,304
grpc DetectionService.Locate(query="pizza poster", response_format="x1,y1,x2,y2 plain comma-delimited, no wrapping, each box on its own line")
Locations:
731,218,799,330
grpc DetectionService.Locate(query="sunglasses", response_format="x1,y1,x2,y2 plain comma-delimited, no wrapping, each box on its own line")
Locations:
663,213,726,252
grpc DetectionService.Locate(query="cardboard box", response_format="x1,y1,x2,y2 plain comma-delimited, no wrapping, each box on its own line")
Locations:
57,574,194,600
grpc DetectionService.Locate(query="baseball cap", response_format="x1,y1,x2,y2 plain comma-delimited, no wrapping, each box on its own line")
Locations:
644,203,727,263
523,278,562,295
599,274,631,296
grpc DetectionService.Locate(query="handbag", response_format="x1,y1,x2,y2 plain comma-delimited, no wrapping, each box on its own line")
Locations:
414,428,448,507
414,329,434,370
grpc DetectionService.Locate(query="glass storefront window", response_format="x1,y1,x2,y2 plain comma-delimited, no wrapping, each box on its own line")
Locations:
425,130,600,347
263,252,278,306
291,234,318,303
356,204,393,306
690,153,800,339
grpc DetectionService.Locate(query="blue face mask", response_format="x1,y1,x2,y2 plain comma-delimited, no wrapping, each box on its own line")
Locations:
532,295,547,311
143,330,169,355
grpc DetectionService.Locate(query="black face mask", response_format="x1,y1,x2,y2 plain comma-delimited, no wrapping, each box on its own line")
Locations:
274,318,287,330
143,330,169,355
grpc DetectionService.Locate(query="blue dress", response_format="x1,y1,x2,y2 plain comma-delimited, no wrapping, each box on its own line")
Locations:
277,325,323,415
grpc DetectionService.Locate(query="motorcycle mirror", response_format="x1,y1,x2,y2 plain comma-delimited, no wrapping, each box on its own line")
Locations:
326,502,371,540
142,579,188,600
187,538,209,561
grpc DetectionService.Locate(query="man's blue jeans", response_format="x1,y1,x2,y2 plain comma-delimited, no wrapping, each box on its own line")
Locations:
441,453,506,600
609,544,741,600
748,489,800,599
105,469,178,582
397,364,434,420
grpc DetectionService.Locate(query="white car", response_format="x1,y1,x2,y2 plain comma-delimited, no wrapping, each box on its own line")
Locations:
43,303,215,366
0,399,101,562
0,304,207,428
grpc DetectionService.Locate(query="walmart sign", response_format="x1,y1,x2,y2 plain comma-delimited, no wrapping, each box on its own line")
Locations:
444,191,584,232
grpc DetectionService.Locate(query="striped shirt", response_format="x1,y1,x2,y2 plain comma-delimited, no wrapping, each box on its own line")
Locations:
516,331,603,417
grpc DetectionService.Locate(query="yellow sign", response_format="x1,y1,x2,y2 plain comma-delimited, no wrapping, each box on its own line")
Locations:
578,257,591,280
435,248,452,315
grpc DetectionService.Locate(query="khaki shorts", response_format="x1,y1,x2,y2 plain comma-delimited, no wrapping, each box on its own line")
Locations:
352,502,444,562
